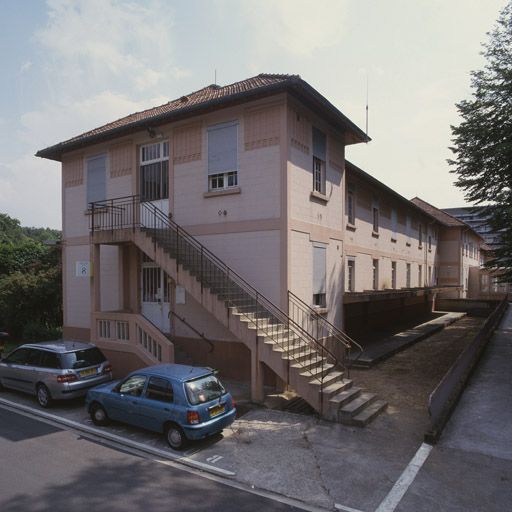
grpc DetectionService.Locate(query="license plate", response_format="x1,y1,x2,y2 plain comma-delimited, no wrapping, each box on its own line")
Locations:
209,404,225,417
79,368,97,378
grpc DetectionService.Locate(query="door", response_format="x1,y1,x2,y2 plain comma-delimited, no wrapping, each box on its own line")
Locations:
0,348,40,392
139,376,175,432
104,374,147,426
141,257,171,334
140,140,170,218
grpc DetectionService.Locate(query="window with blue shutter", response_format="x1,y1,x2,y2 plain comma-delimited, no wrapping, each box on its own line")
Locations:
312,243,327,307
87,154,107,206
207,121,238,191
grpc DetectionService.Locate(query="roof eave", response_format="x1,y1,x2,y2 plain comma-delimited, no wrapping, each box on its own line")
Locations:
36,77,369,162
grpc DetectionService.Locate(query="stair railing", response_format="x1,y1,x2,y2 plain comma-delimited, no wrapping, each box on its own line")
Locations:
288,291,364,376
90,195,345,414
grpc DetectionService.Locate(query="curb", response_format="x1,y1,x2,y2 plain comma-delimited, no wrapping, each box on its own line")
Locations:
0,397,235,477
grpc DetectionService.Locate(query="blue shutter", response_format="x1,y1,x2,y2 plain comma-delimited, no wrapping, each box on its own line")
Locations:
312,127,326,160
313,244,327,294
87,154,107,205
208,122,238,175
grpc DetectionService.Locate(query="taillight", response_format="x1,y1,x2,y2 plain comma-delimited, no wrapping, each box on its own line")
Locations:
103,364,112,374
187,410,200,424
231,398,236,409
57,374,77,383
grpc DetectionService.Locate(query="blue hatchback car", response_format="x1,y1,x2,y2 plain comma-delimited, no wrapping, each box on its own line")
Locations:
85,364,236,449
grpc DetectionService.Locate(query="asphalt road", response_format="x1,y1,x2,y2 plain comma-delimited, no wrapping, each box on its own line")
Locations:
0,408,301,512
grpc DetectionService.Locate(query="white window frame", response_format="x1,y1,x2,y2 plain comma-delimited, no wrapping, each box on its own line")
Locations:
207,121,239,192
406,263,411,287
312,127,326,195
391,261,397,289
140,141,169,202
372,259,379,290
312,243,327,308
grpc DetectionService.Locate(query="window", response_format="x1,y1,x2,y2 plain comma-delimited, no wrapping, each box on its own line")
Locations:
391,208,397,241
208,121,238,191
372,206,379,233
372,259,379,290
119,375,147,397
418,265,423,287
347,259,355,292
146,377,173,403
185,375,225,405
87,154,107,206
312,127,326,195
406,215,411,245
313,243,327,308
60,348,106,369
347,187,355,225
40,351,61,369
140,141,169,202
428,266,432,286
406,263,411,287
428,235,432,251
4,348,32,364
391,261,397,289
419,224,423,248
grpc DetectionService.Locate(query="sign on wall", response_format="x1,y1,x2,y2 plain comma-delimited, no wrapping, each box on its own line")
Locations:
176,285,186,304
76,261,90,277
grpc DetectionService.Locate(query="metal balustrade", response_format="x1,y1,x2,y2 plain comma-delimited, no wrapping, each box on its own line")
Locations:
90,195,359,413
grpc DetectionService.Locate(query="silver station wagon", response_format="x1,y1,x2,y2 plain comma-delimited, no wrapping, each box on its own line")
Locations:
0,341,113,407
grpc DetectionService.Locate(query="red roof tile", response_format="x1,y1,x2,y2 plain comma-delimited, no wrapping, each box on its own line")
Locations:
37,73,368,161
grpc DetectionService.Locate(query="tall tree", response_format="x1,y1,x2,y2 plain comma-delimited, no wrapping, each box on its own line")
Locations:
449,1,512,281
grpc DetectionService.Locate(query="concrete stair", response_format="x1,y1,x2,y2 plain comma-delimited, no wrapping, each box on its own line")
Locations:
94,221,387,426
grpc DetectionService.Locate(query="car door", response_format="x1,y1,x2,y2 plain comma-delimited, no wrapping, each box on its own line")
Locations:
0,348,33,391
21,349,44,394
138,376,175,433
103,374,147,426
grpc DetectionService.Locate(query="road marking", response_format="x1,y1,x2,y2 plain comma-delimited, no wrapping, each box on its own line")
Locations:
374,442,433,512
0,398,335,512
0,397,234,477
334,503,366,512
206,455,223,464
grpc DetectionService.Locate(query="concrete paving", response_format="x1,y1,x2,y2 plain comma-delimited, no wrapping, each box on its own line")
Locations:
0,310,509,512
396,304,512,512
350,312,466,368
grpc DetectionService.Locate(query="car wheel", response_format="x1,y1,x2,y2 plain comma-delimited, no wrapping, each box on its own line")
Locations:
90,403,109,426
36,384,52,408
165,424,187,450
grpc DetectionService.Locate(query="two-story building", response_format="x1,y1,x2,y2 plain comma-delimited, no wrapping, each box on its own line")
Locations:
37,74,393,424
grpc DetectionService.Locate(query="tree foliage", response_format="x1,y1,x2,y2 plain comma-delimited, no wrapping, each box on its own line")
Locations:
0,213,62,340
449,2,512,281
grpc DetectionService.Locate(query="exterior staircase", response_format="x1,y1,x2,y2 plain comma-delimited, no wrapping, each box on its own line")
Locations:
90,195,387,425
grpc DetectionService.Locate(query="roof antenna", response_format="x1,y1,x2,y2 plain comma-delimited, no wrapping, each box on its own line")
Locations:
365,73,369,143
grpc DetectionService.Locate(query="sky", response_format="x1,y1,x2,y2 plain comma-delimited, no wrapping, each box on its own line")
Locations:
0,0,508,229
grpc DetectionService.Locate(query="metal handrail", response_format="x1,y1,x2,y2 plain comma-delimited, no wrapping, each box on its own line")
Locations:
168,310,214,353
89,196,346,411
288,290,364,353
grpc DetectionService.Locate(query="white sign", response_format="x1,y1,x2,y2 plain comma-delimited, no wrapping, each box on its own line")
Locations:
76,261,90,277
175,285,186,304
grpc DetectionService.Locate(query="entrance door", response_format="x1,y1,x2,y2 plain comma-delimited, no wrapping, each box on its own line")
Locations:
140,140,170,217
141,257,171,334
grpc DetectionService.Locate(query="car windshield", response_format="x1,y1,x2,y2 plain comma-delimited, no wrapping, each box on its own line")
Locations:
185,374,225,405
60,348,106,369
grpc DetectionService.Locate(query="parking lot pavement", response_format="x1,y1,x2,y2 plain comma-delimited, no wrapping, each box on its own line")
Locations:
0,384,423,511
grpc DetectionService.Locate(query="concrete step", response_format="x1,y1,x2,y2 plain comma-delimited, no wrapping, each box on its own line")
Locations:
329,386,362,407
338,392,377,420
351,400,388,426
309,370,345,388
320,379,353,398
291,356,326,372
299,363,334,379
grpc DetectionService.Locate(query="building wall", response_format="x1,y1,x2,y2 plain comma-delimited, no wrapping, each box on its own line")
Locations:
287,101,345,328
343,170,439,294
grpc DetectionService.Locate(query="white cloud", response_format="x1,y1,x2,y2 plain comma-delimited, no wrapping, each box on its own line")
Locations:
240,0,347,57
35,0,186,97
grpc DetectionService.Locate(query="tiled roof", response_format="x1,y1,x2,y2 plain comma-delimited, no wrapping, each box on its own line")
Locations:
410,197,467,227
37,73,368,161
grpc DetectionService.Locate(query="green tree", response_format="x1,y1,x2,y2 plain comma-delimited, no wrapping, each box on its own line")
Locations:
449,2,512,281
